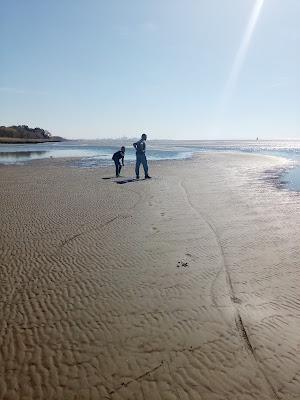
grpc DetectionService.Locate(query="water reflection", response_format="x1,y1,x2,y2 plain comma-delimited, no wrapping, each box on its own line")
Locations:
0,151,47,162
281,166,300,192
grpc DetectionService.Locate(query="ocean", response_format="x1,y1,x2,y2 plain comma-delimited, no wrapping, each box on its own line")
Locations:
1,140,300,191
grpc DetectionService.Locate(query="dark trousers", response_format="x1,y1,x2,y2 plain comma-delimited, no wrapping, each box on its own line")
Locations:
135,153,148,177
114,160,122,176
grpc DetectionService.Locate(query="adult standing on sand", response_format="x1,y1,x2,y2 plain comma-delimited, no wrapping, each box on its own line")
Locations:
133,133,151,179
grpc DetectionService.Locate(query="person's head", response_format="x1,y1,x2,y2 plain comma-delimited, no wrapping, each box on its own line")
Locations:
121,146,125,152
141,133,147,141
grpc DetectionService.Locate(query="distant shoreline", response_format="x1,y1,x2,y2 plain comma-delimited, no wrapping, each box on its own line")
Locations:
0,137,66,144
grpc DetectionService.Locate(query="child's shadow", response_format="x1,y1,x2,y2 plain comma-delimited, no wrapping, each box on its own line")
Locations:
116,178,144,185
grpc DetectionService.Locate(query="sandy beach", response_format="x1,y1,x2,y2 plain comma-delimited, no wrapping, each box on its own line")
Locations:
1,153,300,400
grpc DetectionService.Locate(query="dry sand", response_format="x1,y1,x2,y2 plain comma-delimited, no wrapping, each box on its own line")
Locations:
1,153,300,400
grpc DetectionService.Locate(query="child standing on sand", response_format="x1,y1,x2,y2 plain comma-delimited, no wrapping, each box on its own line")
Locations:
112,146,125,177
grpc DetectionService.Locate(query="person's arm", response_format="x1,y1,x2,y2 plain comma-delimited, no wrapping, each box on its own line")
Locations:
133,139,142,150
122,155,124,166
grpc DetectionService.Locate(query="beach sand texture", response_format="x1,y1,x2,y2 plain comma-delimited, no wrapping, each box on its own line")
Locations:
1,153,300,400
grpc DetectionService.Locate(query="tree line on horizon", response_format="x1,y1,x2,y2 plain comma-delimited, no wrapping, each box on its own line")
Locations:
0,125,65,142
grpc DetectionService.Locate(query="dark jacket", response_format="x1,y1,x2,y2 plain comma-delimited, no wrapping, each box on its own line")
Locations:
112,150,124,162
133,139,146,154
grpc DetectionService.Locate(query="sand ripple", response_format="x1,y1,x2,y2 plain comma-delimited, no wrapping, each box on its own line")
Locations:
1,154,300,399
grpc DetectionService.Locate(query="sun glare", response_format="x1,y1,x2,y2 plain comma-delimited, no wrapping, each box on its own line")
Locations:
220,0,265,112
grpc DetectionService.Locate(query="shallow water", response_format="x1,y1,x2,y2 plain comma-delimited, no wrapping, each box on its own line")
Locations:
280,166,300,192
1,140,300,191
0,142,192,165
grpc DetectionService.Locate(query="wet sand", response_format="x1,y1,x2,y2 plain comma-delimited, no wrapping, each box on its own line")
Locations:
1,153,300,399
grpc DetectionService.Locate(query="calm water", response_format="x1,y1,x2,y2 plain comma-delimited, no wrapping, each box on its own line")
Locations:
1,140,300,191
0,142,192,166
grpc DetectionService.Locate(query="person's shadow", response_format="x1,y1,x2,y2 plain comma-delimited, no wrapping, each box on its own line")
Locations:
115,178,144,184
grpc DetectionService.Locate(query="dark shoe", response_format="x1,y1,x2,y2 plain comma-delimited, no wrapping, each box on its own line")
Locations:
116,174,119,177
136,175,140,179
145,175,152,179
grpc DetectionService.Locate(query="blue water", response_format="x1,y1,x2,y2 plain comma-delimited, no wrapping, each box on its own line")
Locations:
0,142,192,166
280,166,300,192
1,140,300,191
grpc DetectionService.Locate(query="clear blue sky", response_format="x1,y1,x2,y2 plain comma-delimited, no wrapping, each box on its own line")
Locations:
1,0,299,139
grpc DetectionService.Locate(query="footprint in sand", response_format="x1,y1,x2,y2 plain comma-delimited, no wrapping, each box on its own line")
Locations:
231,296,242,304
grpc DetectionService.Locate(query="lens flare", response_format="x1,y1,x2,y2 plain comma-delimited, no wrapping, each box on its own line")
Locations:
220,0,265,113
